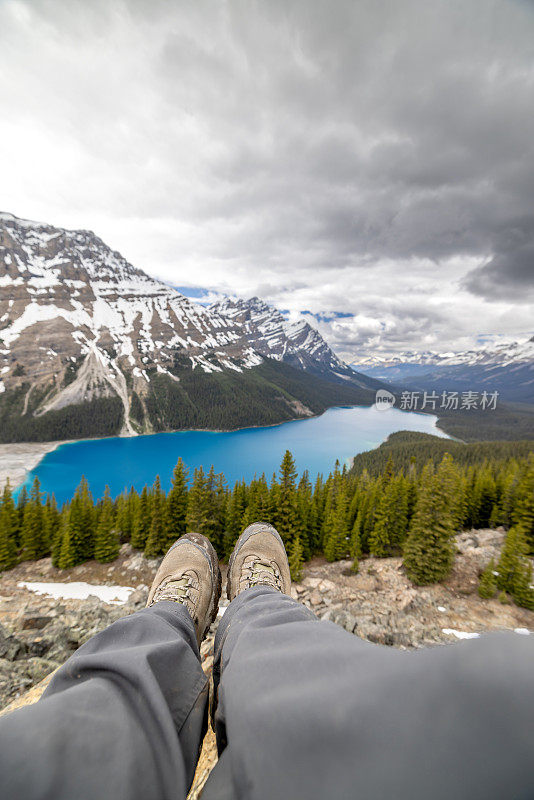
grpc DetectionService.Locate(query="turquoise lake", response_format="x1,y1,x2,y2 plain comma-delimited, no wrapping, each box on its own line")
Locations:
18,406,449,505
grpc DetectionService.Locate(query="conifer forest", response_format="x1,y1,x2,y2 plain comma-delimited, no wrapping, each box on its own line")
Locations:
1,437,533,611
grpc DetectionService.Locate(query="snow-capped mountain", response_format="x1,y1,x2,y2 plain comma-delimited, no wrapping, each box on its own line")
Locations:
0,212,379,442
210,296,372,387
211,296,337,368
353,338,534,403
354,338,534,372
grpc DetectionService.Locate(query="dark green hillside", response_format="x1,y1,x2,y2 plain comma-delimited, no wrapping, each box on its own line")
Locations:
0,358,376,443
0,383,124,443
351,431,534,476
143,358,376,431
436,402,534,442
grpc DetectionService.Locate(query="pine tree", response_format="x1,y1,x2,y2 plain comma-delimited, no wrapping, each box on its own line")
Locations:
288,535,304,582
277,451,299,545
510,558,534,610
69,477,95,564
360,479,381,554
393,476,410,547
489,460,518,529
21,477,47,560
58,512,76,569
241,481,256,530
311,475,326,549
186,467,209,535
3,481,19,541
243,474,270,531
333,489,350,560
115,489,136,543
94,487,119,563
43,495,60,558
17,485,28,531
468,465,497,528
51,510,67,567
321,474,335,558
495,524,533,610
268,473,281,528
369,473,396,558
223,481,247,557
211,471,228,554
0,529,15,573
60,496,81,567
405,474,417,521
349,513,362,562
324,488,349,562
196,466,227,551
513,455,534,553
403,456,457,585
165,459,188,547
496,525,524,591
478,559,498,599
255,473,270,520
0,481,18,570
455,473,470,530
513,565,534,610
131,486,151,550
347,484,361,532
144,476,166,557
293,471,311,559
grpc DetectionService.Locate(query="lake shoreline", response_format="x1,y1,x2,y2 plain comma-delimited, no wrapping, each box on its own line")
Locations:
0,405,359,491
0,441,74,492
1,403,446,494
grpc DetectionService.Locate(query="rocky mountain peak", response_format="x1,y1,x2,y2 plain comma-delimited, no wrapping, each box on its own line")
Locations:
0,212,379,442
210,295,352,376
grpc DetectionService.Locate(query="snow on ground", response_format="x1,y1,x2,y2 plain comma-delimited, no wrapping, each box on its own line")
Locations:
443,627,531,639
18,581,135,605
442,628,480,640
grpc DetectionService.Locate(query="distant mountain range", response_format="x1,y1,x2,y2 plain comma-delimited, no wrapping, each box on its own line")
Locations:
0,212,381,443
353,338,534,403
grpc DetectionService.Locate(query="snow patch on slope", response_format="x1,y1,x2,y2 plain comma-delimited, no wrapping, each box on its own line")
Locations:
18,581,135,605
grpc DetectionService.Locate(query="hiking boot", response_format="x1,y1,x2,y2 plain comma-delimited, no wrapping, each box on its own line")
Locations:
226,522,291,601
147,533,222,645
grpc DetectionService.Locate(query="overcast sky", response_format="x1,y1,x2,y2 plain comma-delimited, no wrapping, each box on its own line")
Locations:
1,0,533,361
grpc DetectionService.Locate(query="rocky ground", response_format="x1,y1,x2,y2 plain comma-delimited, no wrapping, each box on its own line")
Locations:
1,528,532,713
1,529,532,798
299,529,533,646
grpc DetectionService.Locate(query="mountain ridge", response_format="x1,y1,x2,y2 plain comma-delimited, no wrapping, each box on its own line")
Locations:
0,212,380,442
210,295,372,387
352,336,534,403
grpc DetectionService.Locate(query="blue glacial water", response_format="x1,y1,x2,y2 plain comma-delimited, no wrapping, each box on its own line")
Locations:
17,405,449,505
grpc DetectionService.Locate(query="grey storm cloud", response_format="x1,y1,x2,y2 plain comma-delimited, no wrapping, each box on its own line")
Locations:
0,0,533,356
463,220,534,301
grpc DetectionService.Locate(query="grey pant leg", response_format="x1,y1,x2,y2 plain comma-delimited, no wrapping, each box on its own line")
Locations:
204,587,534,800
0,601,208,800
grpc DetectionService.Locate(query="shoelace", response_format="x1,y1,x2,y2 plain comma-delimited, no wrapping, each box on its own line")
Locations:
243,558,282,591
151,575,197,611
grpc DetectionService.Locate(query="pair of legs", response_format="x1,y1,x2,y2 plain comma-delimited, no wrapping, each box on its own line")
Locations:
1,522,533,800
